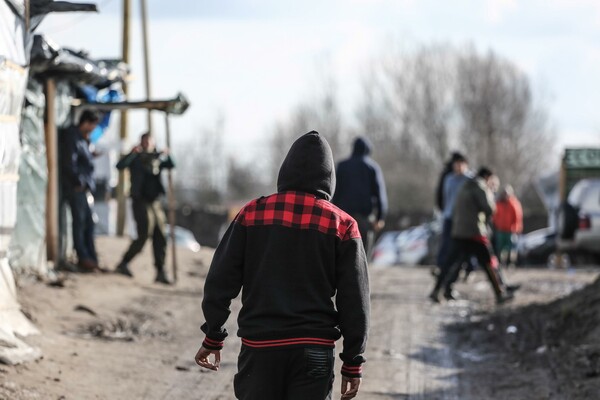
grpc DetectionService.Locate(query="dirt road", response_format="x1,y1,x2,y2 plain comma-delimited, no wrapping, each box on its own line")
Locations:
1,236,597,399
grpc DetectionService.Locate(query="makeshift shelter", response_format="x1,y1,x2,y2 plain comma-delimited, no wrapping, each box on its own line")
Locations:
0,0,96,365
11,34,127,273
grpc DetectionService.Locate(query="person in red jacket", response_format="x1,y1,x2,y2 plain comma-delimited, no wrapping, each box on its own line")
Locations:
195,131,370,400
493,185,523,267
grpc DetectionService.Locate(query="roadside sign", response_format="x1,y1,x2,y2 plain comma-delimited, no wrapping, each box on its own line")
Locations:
564,148,600,169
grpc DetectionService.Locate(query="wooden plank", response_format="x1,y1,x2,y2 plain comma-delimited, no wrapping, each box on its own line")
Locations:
44,79,59,265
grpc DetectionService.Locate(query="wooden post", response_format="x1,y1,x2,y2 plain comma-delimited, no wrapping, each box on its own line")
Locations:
24,0,30,31
140,0,153,134
44,79,59,265
116,0,131,236
164,113,177,283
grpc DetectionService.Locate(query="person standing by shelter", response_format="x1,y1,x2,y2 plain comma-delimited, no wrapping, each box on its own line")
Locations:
195,131,370,400
493,185,523,267
61,110,100,271
332,136,387,257
114,133,174,284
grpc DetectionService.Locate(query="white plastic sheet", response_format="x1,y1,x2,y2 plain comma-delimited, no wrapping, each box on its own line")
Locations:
10,79,47,274
1,0,26,256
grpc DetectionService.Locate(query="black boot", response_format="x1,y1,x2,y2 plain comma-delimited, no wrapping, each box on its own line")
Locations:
444,289,459,301
428,290,441,303
154,268,171,285
115,262,133,277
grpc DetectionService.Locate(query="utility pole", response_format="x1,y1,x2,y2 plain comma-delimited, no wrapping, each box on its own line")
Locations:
116,0,131,236
140,0,153,135
44,79,59,264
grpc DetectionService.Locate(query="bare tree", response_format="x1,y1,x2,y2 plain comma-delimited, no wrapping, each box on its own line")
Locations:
354,43,555,212
226,157,270,203
268,77,346,185
174,114,226,205
354,45,458,211
455,47,555,189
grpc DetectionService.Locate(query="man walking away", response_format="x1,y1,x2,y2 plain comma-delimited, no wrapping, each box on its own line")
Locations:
114,133,174,284
430,167,514,304
61,110,100,271
195,131,370,400
332,136,387,258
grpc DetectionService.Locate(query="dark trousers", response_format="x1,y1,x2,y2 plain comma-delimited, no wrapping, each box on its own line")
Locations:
121,199,166,270
234,346,334,400
433,237,502,297
68,190,97,263
436,218,453,267
351,213,374,258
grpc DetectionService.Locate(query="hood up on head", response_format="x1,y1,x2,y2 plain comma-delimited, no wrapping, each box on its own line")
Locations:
277,131,336,200
352,137,372,157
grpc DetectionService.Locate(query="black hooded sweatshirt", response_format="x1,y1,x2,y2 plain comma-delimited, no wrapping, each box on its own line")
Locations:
200,131,370,378
332,137,388,221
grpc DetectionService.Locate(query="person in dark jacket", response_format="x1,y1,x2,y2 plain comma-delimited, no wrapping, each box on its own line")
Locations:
195,131,370,400
430,167,514,304
332,136,387,257
435,152,464,212
61,110,100,271
436,153,470,268
114,133,174,284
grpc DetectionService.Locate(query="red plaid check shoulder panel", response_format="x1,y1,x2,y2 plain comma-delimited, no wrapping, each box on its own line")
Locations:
235,191,361,241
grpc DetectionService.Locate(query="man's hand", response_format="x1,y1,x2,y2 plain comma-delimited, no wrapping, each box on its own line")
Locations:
341,376,361,399
132,145,143,153
195,346,221,371
373,220,385,233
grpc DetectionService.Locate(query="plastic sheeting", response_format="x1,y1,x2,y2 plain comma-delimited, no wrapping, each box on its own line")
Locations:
1,0,26,257
10,79,47,274
31,34,125,88
10,78,74,274
0,0,41,366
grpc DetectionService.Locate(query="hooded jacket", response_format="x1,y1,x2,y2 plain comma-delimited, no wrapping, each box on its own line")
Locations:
201,131,370,378
332,137,388,221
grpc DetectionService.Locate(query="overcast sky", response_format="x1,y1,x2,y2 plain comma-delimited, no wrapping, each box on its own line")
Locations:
38,0,600,159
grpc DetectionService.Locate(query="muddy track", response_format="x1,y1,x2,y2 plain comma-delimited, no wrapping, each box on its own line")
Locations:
2,237,597,399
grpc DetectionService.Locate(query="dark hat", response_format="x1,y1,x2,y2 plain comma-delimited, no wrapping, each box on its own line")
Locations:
450,152,467,163
477,166,493,179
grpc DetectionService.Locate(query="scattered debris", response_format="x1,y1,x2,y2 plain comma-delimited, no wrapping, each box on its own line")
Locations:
74,305,98,316
175,365,190,372
75,309,170,341
47,275,68,288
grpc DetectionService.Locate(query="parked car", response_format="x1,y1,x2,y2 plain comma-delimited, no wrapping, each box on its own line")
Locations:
371,221,440,266
557,178,600,257
516,227,556,266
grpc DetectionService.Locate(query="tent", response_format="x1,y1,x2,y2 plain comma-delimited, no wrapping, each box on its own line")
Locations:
0,0,96,365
